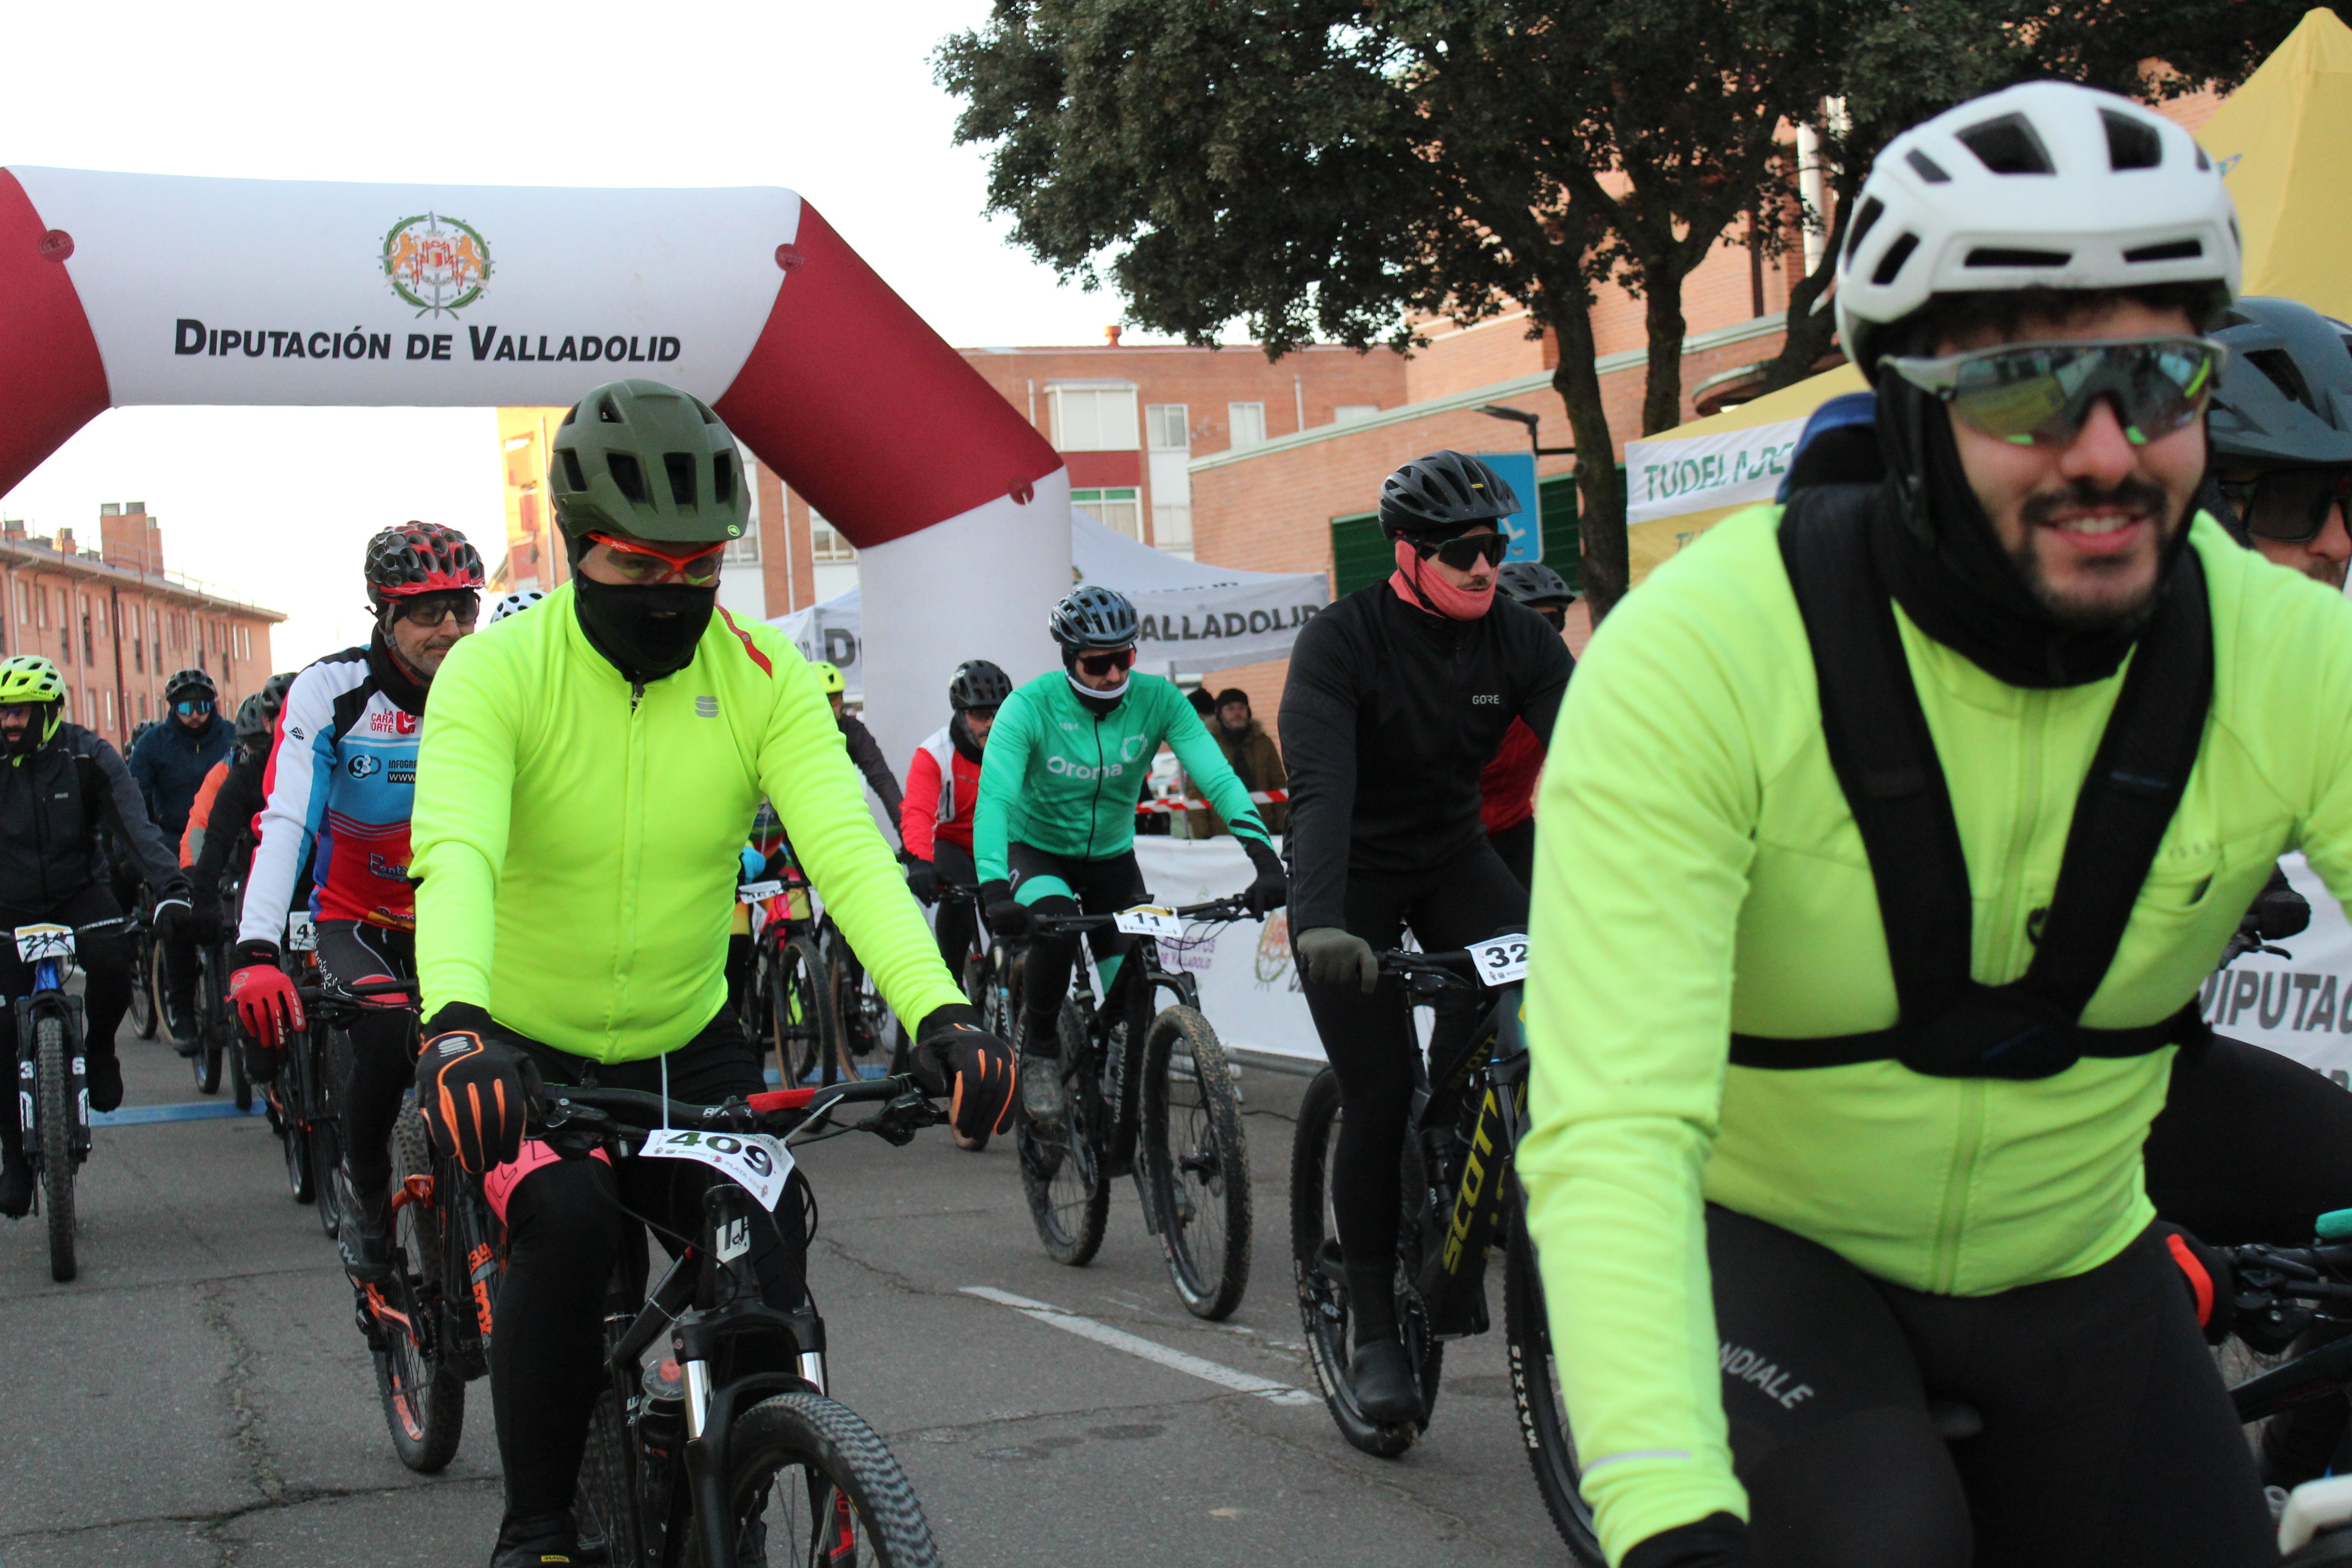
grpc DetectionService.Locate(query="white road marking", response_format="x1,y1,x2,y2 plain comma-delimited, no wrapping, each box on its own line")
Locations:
961,1286,1317,1406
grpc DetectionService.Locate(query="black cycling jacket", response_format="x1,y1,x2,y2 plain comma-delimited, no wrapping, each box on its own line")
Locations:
837,712,906,829
1280,582,1573,933
0,721,181,913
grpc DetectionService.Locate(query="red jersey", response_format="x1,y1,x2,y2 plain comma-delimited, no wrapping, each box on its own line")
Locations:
902,725,982,858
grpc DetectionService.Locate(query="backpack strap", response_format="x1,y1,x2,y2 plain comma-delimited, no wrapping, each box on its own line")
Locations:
1730,485,2213,1080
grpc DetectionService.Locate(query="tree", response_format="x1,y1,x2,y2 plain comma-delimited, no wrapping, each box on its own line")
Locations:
1752,0,2327,394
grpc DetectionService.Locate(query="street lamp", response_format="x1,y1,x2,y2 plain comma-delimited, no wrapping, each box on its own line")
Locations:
1475,403,1577,462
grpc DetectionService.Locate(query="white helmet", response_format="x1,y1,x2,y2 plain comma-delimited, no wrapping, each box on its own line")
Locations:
488,589,546,624
1835,81,2240,378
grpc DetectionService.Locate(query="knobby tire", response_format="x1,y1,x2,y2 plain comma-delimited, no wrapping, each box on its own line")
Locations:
1503,1212,1606,1563
373,1107,465,1473
726,1392,941,1568
1142,1005,1252,1319
36,1016,77,1283
1017,999,1109,1267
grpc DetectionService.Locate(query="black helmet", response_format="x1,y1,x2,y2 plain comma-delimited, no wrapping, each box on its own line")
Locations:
2208,298,2352,470
1380,451,1519,539
1496,560,1575,608
1049,586,1139,651
949,659,1012,711
164,667,216,705
234,693,275,744
260,669,298,722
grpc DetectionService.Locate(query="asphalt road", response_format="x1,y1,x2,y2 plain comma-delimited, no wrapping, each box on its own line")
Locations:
0,1019,1574,1568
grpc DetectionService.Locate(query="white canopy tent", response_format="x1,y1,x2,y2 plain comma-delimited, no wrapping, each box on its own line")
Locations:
771,512,1330,699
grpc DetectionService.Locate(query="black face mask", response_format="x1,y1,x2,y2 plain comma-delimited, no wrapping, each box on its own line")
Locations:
573,576,716,684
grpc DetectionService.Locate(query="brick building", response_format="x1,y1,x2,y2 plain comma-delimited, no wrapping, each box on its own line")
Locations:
0,502,284,745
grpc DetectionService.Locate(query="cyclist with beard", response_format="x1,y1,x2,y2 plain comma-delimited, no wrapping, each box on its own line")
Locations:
226,524,482,1284
975,585,1286,1129
405,378,1014,1567
1280,451,1573,1423
0,655,186,1216
1519,84,2352,1568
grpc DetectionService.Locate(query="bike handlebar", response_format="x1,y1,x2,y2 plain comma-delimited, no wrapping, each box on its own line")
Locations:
1377,948,1490,989
297,976,420,1011
1029,895,1256,934
533,1075,938,1145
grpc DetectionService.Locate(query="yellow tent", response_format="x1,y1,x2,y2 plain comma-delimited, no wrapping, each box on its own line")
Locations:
2194,7,2352,319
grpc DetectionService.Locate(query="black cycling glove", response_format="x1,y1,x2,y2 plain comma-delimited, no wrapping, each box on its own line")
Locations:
906,858,940,906
415,1028,539,1175
2158,1222,2236,1343
1240,837,1287,916
1623,1514,1754,1568
916,1002,1016,1141
980,880,1032,940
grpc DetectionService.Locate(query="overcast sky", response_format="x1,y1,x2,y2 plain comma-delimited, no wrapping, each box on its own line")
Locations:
0,0,1193,668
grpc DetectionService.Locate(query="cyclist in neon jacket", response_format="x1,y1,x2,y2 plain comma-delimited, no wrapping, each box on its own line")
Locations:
975,585,1284,1127
1523,85,2316,1568
405,378,1015,1567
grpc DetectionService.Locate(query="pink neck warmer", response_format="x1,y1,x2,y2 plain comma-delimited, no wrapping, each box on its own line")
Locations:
1389,538,1497,621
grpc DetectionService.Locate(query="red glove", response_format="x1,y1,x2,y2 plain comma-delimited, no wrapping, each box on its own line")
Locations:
228,960,305,1049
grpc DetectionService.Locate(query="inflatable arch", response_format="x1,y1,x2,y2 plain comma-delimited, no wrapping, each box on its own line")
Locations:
0,166,1071,768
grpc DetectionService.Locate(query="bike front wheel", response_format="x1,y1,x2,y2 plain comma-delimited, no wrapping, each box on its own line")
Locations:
310,1027,349,1239
571,1386,639,1564
190,957,224,1094
768,935,837,1088
1503,1211,1606,1563
1289,1067,1441,1457
726,1391,941,1568
372,1107,465,1473
1141,1006,1252,1319
36,1015,78,1283
1016,1000,1110,1266
127,933,158,1039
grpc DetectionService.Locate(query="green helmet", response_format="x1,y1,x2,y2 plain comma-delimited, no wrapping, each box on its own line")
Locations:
547,378,750,547
0,655,66,750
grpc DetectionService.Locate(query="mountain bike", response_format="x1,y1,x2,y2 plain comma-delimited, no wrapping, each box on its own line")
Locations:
739,870,838,1088
820,907,895,1083
10,913,139,1283
1014,896,1255,1320
267,915,347,1235
184,894,251,1112
299,972,501,1473
548,1074,948,1566
126,892,159,1041
1288,938,1602,1563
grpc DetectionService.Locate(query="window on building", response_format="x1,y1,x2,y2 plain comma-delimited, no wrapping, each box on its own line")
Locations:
808,512,856,563
137,692,147,723
1049,385,1141,451
1073,487,1143,540
1152,505,1195,555
1229,402,1268,449
103,689,114,733
1329,512,1389,598
13,582,25,629
1334,404,1380,424
1146,404,1191,451
723,531,760,566
60,686,71,722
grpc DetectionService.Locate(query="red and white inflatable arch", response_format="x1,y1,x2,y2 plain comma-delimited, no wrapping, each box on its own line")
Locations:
0,166,1070,765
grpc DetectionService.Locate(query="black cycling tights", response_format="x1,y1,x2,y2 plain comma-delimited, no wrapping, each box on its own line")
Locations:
0,884,128,1163
1299,844,1524,1340
1008,843,1148,1047
1708,1205,2273,1568
316,921,416,1188
491,1016,808,1522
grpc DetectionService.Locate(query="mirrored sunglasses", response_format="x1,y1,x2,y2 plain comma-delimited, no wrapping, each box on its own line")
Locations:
1076,647,1136,677
1414,531,1509,571
1883,336,2223,448
176,698,214,715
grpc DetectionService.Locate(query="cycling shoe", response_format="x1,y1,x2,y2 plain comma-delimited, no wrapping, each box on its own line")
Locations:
489,1512,608,1567
1019,1051,1064,1127
338,1166,396,1283
85,1051,123,1114
1349,1337,1422,1426
0,1155,31,1218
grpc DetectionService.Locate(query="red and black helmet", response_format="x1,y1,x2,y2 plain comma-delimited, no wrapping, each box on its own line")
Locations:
364,522,485,603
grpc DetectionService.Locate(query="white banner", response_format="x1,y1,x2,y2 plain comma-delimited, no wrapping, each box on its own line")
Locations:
2199,853,2352,1084
14,167,799,406
1128,838,1319,1062
1624,416,1807,527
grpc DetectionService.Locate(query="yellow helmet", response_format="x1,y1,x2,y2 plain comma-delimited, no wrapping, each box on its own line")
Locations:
0,655,66,754
812,661,846,696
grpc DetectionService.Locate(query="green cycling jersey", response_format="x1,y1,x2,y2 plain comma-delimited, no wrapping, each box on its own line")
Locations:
409,583,963,1063
973,670,1269,885
1520,506,2352,1563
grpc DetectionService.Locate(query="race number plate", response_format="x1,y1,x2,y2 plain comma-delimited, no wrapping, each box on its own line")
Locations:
1112,905,1182,940
640,1127,794,1210
286,915,318,952
1465,934,1531,987
12,924,73,963
738,880,784,905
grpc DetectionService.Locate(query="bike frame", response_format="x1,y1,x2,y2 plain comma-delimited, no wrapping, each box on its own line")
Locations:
2224,1240,2352,1473
14,940,90,1170
1039,917,1203,1190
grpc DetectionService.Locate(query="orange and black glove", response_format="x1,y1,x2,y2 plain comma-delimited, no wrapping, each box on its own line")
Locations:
414,1013,537,1174
2159,1223,2237,1344
917,1003,1016,1141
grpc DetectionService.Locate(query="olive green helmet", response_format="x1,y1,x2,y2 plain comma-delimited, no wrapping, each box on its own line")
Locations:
0,655,66,750
547,379,751,547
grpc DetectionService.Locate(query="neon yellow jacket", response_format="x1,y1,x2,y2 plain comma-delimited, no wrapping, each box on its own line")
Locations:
1520,507,2352,1564
410,585,963,1062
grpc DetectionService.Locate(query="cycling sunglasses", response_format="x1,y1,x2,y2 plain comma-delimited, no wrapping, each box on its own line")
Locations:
1882,336,2224,448
175,698,213,715
1409,530,1509,571
394,590,480,628
2220,467,2352,545
1075,647,1136,677
586,532,726,587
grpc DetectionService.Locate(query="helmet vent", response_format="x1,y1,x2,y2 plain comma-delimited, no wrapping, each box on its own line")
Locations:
1844,197,1885,262
1965,247,2071,268
663,452,697,507
2246,348,2318,413
2197,144,2212,172
1871,232,1920,287
2122,238,2203,264
607,452,648,504
713,451,738,509
597,394,624,424
2101,110,2164,172
1955,113,2055,176
559,449,586,493
1904,150,1950,183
